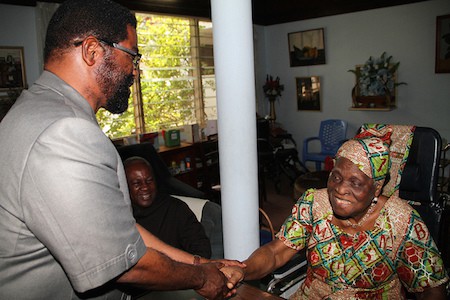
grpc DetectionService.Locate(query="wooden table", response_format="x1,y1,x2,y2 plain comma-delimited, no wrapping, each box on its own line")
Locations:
136,282,283,299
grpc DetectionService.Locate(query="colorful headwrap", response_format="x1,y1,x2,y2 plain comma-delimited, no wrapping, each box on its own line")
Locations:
336,124,416,197
357,124,415,196
336,134,392,182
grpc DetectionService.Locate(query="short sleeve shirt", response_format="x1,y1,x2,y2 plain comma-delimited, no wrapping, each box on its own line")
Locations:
0,71,147,299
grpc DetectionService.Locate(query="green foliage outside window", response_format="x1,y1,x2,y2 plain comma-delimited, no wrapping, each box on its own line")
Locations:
97,13,215,140
138,14,197,132
96,98,135,138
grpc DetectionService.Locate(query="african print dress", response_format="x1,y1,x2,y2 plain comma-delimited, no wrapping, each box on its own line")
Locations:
278,188,448,300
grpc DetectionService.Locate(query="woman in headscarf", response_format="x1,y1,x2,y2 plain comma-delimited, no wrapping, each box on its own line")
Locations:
227,134,448,299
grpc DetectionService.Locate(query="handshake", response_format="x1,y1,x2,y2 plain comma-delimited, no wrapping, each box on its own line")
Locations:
193,257,246,300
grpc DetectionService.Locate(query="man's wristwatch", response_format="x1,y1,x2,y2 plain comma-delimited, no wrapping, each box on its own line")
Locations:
193,255,201,265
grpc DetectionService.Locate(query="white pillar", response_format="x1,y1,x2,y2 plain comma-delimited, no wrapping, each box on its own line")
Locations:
211,0,259,260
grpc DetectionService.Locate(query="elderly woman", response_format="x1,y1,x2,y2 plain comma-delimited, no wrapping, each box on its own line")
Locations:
230,135,448,299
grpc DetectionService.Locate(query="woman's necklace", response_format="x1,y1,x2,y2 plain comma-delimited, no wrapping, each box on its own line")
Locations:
345,201,377,229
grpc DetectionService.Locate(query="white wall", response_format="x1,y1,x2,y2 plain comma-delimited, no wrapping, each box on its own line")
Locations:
256,0,450,168
0,4,40,89
253,25,268,115
1,1,449,161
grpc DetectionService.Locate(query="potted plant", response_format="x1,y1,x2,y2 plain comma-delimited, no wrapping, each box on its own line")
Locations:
348,52,406,108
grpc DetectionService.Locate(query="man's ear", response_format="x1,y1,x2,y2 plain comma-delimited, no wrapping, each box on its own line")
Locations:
81,36,103,67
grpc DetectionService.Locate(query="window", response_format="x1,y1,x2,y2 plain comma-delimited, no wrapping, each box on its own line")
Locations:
97,13,216,139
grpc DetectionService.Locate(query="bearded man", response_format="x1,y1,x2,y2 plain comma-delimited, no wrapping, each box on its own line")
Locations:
0,1,242,299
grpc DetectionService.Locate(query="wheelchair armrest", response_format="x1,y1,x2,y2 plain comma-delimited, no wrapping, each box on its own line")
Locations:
272,251,307,279
267,251,308,295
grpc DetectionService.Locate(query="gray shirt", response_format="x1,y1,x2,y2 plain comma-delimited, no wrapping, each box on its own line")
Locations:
0,71,147,299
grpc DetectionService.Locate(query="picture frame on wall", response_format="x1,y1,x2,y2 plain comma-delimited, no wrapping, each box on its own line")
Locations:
288,28,326,67
296,76,321,111
0,46,26,91
435,14,450,73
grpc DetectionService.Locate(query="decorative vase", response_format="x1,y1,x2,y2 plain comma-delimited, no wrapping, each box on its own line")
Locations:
268,96,277,122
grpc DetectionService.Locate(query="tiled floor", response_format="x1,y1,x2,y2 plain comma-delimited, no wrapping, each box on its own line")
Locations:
260,175,297,232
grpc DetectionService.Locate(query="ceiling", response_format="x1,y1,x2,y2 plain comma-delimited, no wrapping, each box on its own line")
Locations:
1,0,429,25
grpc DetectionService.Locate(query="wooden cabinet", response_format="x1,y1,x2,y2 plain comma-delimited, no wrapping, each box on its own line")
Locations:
158,143,198,188
196,137,220,201
157,139,220,200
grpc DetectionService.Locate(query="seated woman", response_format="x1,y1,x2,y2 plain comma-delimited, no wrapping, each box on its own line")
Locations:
124,156,211,259
228,133,449,299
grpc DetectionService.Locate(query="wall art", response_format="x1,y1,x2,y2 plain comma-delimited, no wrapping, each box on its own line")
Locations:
288,28,326,67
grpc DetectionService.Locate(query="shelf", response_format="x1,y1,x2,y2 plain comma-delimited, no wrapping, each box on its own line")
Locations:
158,142,193,153
171,169,194,176
157,139,221,201
349,106,396,111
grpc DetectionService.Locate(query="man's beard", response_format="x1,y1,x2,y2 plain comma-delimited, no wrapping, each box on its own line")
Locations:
96,53,135,114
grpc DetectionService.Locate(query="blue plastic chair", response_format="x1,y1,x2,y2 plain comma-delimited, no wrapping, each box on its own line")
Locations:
302,119,347,170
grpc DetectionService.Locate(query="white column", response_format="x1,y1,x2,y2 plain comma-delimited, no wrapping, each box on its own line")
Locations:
211,0,259,260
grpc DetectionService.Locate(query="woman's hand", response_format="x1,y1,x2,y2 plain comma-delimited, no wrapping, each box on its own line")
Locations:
195,257,246,296
199,258,246,296
220,265,245,289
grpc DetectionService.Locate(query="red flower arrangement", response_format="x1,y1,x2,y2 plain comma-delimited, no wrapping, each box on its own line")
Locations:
263,75,284,99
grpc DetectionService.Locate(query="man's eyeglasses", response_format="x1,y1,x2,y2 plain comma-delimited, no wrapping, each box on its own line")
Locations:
99,39,142,69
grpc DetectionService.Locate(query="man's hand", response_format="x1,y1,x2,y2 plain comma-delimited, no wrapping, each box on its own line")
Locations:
194,262,230,300
211,258,246,268
194,258,245,298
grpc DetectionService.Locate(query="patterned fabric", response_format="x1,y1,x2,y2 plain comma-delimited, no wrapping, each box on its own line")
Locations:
336,137,391,182
278,189,448,300
357,124,415,197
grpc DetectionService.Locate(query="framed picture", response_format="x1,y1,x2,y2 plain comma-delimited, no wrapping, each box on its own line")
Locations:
288,28,326,67
296,76,321,111
435,14,450,73
0,46,26,90
0,94,17,122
